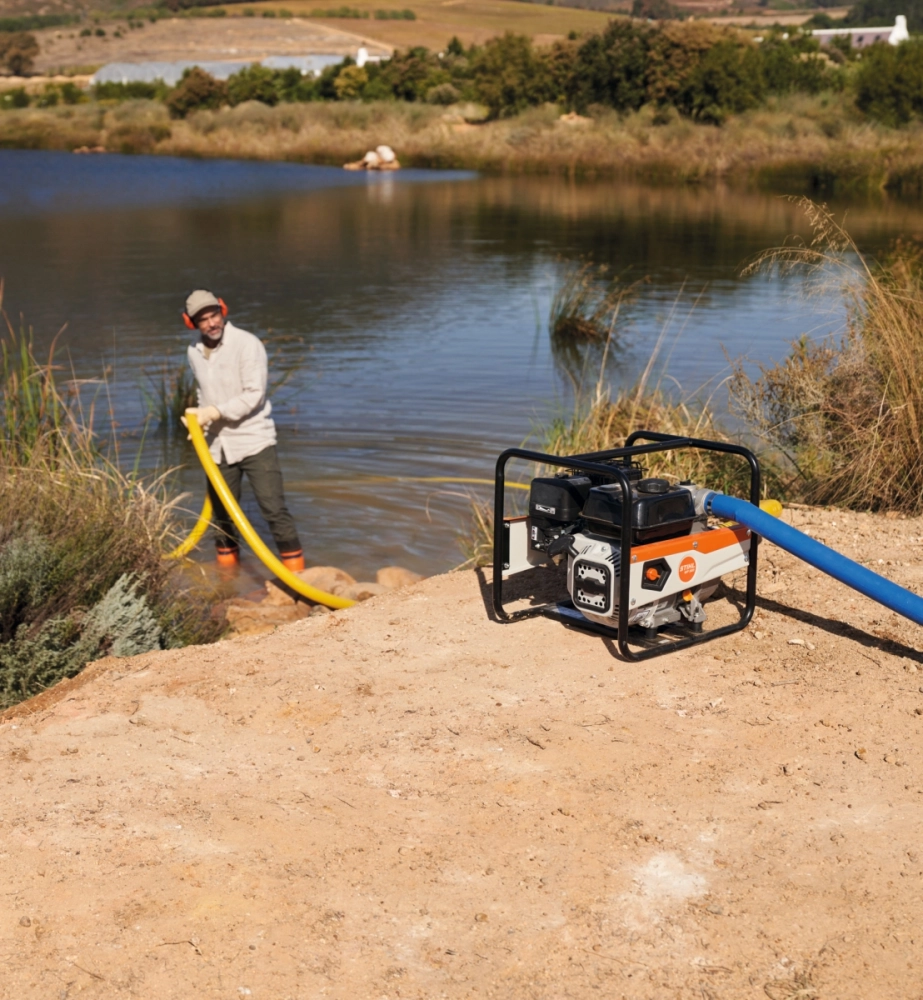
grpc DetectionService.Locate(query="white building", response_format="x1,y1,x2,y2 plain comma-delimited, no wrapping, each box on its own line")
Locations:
811,14,909,49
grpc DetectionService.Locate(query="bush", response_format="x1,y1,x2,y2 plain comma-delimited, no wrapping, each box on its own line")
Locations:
0,31,39,76
59,81,85,105
846,0,923,32
856,39,923,126
228,63,280,106
374,8,416,19
471,33,552,118
166,67,228,118
94,79,169,101
334,64,368,100
426,82,460,105
565,21,651,113
0,310,223,708
0,87,30,110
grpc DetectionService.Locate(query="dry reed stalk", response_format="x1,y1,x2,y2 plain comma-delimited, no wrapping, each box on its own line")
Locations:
731,198,923,512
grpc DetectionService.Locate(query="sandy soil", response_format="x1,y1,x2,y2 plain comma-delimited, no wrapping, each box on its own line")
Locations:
2,505,923,998
33,18,391,75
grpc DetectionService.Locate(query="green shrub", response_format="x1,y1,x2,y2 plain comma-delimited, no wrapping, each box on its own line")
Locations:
228,63,281,106
94,79,169,101
471,33,552,118
374,8,416,19
59,81,85,105
0,87,30,110
334,64,368,100
426,81,460,104
565,21,650,113
856,39,923,126
846,0,923,32
166,67,228,118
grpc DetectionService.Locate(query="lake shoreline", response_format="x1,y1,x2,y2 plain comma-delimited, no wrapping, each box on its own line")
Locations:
3,97,923,195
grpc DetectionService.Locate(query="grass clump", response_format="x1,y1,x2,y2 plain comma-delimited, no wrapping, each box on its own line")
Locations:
0,292,222,710
730,199,923,514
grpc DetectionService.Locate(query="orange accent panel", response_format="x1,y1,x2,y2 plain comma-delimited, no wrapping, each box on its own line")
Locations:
631,524,749,562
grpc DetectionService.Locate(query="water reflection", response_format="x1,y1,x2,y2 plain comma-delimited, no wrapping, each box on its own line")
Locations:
2,150,921,582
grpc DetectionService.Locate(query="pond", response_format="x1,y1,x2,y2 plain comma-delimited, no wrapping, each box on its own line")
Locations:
2,148,921,588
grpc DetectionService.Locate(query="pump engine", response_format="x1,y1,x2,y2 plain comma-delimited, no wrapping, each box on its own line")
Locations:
522,465,750,633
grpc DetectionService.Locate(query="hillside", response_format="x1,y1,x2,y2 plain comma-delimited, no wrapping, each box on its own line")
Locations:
1,505,922,997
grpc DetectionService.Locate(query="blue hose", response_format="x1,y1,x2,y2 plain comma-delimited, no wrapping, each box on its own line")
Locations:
706,492,923,627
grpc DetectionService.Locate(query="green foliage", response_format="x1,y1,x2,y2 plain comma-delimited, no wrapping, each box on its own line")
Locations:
631,0,682,19
94,79,170,101
59,82,85,105
0,14,76,32
846,0,923,31
374,8,417,19
566,21,651,112
0,31,39,77
470,33,552,118
228,63,281,106
166,67,229,118
856,39,923,126
312,6,369,16
334,64,369,99
426,81,461,104
0,87,30,110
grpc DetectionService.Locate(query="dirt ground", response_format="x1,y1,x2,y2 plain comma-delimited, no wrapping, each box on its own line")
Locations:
2,505,923,999
32,17,391,75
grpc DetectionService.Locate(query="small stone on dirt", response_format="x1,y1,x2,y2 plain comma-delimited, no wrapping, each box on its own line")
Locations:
376,566,424,589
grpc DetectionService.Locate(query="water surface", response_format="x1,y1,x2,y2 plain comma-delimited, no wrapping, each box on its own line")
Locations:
2,149,920,586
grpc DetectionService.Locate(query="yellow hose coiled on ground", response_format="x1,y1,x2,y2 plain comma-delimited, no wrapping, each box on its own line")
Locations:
183,410,356,610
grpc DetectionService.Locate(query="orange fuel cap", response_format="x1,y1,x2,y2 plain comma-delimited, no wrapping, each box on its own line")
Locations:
645,567,660,581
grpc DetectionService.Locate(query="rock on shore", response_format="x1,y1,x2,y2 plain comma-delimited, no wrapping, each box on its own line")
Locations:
225,563,425,636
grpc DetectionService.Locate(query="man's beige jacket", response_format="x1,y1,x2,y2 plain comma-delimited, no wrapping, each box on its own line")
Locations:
187,321,276,465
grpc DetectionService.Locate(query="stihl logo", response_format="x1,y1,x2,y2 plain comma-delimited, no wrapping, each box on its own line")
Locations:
678,556,697,582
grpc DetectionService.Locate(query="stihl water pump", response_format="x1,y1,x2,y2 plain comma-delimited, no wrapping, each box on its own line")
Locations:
493,431,923,660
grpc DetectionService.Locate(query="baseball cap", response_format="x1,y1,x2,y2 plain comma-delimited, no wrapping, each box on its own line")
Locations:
185,289,221,320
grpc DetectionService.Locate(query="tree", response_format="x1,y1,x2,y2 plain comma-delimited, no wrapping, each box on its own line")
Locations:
165,67,228,119
0,32,39,76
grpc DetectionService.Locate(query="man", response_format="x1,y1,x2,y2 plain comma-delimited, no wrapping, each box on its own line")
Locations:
182,289,305,572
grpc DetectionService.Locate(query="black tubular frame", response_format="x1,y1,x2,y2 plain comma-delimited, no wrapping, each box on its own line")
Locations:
492,431,761,661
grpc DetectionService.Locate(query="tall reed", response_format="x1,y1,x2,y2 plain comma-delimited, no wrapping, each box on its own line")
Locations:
730,199,923,513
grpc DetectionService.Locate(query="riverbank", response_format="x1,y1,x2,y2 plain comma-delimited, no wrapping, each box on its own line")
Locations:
4,95,923,191
2,504,922,997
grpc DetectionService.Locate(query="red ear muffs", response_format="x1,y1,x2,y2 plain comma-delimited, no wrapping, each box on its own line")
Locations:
182,297,227,329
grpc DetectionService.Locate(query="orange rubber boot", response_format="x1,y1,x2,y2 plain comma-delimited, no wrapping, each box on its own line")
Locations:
280,549,305,573
216,543,240,569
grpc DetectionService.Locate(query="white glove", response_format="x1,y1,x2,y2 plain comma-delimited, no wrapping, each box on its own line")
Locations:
180,406,222,433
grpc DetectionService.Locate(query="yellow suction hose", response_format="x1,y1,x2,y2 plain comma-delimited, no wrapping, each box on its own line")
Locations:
183,410,356,610
166,495,213,560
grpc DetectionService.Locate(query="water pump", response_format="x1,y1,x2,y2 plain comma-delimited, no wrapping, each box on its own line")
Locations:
493,431,923,661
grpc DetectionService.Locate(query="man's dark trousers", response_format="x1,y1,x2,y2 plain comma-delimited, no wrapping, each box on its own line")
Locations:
208,444,301,555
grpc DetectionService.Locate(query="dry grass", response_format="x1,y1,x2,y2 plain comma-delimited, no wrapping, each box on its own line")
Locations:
3,95,923,190
730,199,923,513
0,293,223,707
